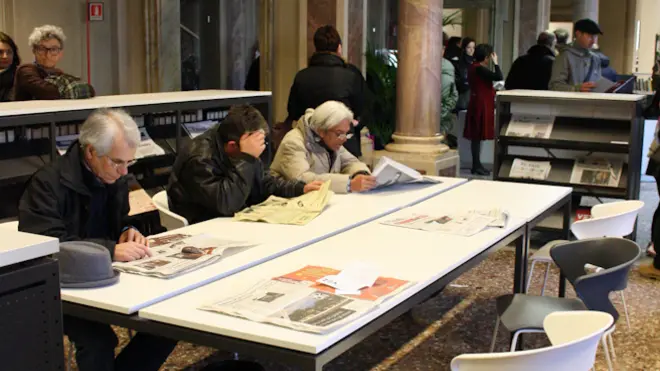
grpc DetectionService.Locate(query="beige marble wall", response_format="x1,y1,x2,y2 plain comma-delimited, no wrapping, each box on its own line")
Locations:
158,0,181,92
395,0,443,138
347,0,364,69
307,0,336,59
517,0,551,57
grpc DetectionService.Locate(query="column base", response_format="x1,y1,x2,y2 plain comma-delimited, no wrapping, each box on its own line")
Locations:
384,134,450,154
371,149,460,177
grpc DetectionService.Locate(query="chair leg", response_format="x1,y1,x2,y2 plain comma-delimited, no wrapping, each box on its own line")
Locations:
608,332,617,360
490,318,500,353
510,331,521,353
601,336,614,371
526,261,537,293
540,263,551,296
620,290,631,330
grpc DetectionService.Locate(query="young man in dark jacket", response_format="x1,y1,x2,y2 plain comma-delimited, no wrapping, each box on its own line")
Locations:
168,104,322,224
18,108,177,371
505,31,556,91
286,25,366,157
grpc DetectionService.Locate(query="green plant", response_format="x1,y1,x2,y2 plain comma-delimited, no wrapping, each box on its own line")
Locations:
443,10,461,27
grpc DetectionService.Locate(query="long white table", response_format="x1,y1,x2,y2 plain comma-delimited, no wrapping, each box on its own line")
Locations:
62,178,467,314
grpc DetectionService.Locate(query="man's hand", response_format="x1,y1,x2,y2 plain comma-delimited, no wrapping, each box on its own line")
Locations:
240,130,266,158
579,82,596,92
350,175,377,192
114,242,152,262
491,52,499,65
303,181,324,193
119,227,149,247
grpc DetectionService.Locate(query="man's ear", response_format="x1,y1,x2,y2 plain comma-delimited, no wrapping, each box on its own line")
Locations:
337,44,343,57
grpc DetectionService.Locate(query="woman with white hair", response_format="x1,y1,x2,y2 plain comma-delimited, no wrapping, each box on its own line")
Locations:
271,101,376,194
14,25,94,100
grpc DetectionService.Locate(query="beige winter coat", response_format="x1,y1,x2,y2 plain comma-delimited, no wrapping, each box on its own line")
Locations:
270,120,370,194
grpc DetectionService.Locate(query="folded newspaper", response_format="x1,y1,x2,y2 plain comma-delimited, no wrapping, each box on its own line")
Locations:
136,127,166,159
199,265,412,334
371,157,443,188
505,114,555,139
509,158,551,180
233,180,333,226
113,233,257,279
380,213,495,236
569,158,622,188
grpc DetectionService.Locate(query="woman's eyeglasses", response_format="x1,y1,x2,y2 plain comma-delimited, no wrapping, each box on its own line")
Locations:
332,131,354,140
35,46,62,56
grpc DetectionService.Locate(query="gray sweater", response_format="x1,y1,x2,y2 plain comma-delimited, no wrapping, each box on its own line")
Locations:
549,44,601,91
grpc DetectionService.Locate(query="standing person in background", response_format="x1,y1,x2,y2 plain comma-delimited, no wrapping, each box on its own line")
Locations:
641,96,660,278
0,32,20,102
554,28,570,55
549,19,603,92
456,37,476,112
286,25,366,158
444,36,463,72
441,34,459,147
505,31,556,91
464,44,502,176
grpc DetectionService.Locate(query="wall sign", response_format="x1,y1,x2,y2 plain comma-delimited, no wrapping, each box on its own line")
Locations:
89,2,104,21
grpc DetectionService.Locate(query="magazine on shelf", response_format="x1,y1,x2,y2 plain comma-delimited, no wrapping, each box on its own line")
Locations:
234,180,333,226
136,127,166,159
200,265,412,334
371,157,442,188
569,158,623,188
128,188,158,216
380,213,495,236
183,120,218,139
112,233,257,279
56,134,79,155
509,158,552,180
505,114,555,139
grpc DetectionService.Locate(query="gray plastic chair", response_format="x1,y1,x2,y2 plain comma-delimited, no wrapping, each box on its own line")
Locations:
490,238,640,371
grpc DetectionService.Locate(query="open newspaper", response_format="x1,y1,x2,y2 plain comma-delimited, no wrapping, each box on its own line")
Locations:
380,213,495,236
505,115,555,139
183,120,218,139
233,180,333,226
113,233,257,279
56,134,79,155
200,265,412,334
509,158,551,180
371,157,443,188
136,127,166,159
569,158,623,188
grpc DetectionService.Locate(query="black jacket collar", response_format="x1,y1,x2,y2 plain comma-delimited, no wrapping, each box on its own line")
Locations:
309,52,346,68
59,141,122,196
527,44,555,58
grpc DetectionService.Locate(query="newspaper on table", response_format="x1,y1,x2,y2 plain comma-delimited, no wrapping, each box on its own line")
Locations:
233,180,333,226
183,120,218,139
112,233,257,279
200,265,412,334
56,134,79,155
380,213,495,236
505,114,555,139
136,127,166,159
509,158,551,180
468,208,509,228
569,158,623,188
371,157,443,189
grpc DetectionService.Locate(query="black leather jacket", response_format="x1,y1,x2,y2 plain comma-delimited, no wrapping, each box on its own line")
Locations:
167,128,305,224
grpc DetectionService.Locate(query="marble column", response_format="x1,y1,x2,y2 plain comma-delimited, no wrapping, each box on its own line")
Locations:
573,0,599,22
385,0,448,154
145,0,181,92
517,0,551,57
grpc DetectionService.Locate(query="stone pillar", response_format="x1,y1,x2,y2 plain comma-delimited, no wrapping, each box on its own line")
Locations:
372,0,459,177
517,0,551,57
573,0,599,22
145,0,181,92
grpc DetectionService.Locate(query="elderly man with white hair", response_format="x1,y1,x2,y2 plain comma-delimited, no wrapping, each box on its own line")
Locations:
18,108,177,371
271,101,376,194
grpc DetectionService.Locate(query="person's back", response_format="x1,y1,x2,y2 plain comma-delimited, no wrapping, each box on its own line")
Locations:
505,31,556,91
550,19,603,92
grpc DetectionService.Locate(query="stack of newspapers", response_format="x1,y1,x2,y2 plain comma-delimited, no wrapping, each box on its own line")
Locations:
509,158,552,180
569,158,622,188
113,234,257,279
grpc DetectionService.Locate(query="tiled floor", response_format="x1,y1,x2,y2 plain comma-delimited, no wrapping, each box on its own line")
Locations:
64,175,660,370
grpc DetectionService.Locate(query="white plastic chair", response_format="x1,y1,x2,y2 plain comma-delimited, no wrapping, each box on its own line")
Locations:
452,311,613,371
526,200,643,329
152,190,189,230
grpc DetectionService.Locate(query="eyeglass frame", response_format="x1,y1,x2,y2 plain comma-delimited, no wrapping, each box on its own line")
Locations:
34,45,63,56
329,130,354,140
105,155,137,169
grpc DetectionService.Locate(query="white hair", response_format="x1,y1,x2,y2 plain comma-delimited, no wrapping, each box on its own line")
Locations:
79,108,141,156
303,101,354,132
28,25,66,49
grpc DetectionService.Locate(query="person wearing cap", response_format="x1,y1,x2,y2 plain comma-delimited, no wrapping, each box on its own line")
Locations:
549,18,603,92
18,108,177,371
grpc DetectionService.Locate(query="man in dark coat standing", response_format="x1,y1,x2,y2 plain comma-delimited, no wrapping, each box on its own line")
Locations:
286,25,366,157
505,31,557,90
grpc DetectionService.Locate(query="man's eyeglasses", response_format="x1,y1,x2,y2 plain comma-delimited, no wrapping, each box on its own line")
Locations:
35,46,62,56
106,156,137,169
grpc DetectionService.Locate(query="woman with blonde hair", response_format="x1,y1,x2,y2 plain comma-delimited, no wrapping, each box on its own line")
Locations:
270,101,375,194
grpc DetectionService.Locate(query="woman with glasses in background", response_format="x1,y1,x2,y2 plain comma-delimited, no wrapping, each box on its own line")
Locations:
0,32,20,101
270,101,376,194
13,25,91,101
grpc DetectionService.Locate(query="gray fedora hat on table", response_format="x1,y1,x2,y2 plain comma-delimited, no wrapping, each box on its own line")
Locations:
56,241,120,288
